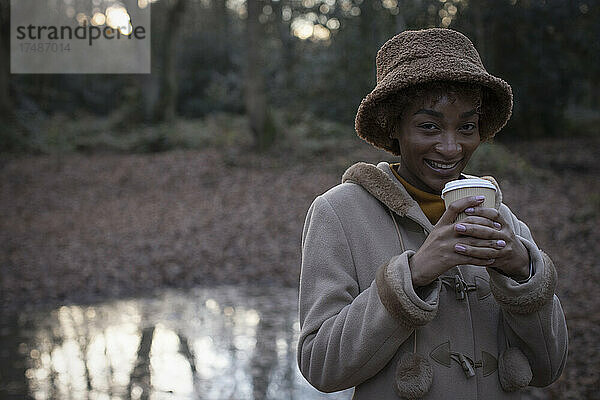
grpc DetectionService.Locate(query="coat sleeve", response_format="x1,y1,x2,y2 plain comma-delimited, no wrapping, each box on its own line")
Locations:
297,195,440,392
488,204,568,387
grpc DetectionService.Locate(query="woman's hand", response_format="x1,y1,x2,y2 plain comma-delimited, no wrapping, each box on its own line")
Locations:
409,197,530,287
455,206,530,280
409,196,497,287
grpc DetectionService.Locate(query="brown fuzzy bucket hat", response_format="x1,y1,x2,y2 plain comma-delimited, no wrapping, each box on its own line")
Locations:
355,28,513,155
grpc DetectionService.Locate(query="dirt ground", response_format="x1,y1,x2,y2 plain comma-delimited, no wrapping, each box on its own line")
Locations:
1,137,598,399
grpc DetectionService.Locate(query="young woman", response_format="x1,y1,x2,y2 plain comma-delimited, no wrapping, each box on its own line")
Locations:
297,28,567,399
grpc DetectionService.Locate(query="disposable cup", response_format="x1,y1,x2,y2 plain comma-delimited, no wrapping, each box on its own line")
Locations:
441,178,497,222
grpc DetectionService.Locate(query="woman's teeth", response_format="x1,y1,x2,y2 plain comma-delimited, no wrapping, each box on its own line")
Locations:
425,159,460,169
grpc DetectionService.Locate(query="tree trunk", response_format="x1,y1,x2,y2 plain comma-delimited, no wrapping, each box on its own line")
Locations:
0,0,12,120
395,12,407,33
153,0,186,122
245,0,275,150
273,0,295,103
471,0,486,62
359,0,378,49
213,0,230,68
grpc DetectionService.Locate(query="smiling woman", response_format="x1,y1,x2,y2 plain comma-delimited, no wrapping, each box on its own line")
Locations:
297,28,568,400
390,82,483,194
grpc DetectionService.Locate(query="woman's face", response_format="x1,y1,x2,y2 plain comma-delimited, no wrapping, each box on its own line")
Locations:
393,93,481,194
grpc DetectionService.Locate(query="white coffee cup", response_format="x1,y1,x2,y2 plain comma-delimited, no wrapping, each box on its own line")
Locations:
441,178,497,222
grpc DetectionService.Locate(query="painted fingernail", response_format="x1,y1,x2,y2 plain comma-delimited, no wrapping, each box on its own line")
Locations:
455,224,467,232
475,196,485,201
465,208,475,213
455,244,467,252
497,240,506,248
493,222,502,229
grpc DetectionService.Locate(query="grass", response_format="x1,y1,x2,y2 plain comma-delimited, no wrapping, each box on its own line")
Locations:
3,109,548,183
37,112,254,154
11,108,357,155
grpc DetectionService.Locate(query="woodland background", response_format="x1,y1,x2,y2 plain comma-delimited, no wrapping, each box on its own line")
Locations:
1,0,599,151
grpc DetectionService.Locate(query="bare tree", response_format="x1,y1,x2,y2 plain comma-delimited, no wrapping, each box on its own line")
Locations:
245,0,276,150
152,0,187,122
0,0,10,119
273,0,296,104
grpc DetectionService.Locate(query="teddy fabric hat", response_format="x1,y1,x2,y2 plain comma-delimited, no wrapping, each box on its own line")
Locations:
355,28,513,155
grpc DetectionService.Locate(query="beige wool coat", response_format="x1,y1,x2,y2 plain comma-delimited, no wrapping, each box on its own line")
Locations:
297,161,567,399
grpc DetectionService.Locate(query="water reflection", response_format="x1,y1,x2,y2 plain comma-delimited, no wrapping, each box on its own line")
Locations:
1,286,352,400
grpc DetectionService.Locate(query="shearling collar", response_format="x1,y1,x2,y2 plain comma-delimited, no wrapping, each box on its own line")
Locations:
341,161,502,229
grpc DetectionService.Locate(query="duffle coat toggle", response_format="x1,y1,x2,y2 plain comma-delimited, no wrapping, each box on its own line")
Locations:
430,341,499,379
453,352,476,378
441,275,477,300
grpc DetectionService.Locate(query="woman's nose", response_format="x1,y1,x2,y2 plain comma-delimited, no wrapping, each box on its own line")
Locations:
434,133,462,158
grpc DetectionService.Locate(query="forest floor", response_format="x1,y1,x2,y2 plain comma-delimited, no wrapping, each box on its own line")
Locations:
1,136,598,399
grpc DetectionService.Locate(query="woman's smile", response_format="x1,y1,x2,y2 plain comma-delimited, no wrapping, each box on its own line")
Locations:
424,158,462,171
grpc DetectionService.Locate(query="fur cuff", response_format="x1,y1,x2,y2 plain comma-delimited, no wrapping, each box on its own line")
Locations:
376,252,440,327
489,240,557,315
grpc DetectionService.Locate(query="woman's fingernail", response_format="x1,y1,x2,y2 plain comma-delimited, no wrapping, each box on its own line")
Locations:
493,222,502,229
497,240,506,248
465,208,475,213
475,196,485,201
455,244,467,252
455,224,466,232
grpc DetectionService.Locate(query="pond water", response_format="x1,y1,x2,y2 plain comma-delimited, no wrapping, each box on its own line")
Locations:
0,286,353,400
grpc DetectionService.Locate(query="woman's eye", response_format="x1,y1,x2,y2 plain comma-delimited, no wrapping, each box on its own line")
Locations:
418,123,438,130
460,123,477,134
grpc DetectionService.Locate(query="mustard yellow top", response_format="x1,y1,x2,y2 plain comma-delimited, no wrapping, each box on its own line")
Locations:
389,162,445,225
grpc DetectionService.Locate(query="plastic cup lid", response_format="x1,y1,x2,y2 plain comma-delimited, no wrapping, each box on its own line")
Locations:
441,178,497,198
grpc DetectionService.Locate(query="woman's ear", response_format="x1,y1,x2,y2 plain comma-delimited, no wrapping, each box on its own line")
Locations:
389,119,402,155
390,137,401,155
